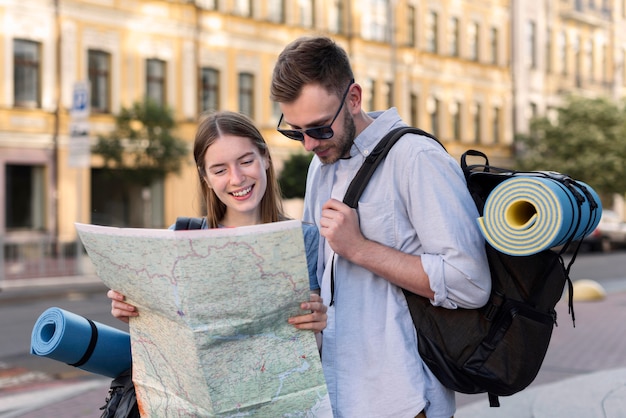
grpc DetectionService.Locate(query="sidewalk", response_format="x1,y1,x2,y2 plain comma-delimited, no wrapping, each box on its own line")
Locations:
456,286,626,417
456,367,626,417
0,377,111,418
2,274,626,417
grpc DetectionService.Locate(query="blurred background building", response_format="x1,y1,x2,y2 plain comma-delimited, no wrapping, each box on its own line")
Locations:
1,0,625,279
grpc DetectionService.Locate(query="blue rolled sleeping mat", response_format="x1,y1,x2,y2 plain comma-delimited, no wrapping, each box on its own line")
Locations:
30,307,131,378
477,175,602,256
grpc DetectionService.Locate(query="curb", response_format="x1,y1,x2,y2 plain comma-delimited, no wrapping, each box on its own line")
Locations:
0,378,110,418
0,275,107,304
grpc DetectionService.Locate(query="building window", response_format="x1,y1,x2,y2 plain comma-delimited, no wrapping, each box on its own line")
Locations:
558,31,567,75
473,102,481,144
407,6,416,47
335,0,345,34
238,72,254,118
451,101,461,141
492,106,501,144
146,59,166,106
546,29,552,73
529,102,538,120
268,0,285,23
585,39,594,81
299,0,314,28
5,164,45,230
88,50,110,113
13,39,41,108
196,0,217,9
575,0,584,12
328,0,343,32
448,17,459,57
91,169,164,228
527,20,537,69
200,67,219,113
490,27,498,65
367,79,376,111
271,100,281,122
573,35,581,84
426,11,438,53
234,0,252,17
363,0,388,42
602,43,609,83
386,82,393,109
410,93,419,127
469,22,480,62
429,97,439,137
623,49,626,84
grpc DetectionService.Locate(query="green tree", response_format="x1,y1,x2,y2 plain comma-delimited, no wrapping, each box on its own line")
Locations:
92,99,188,186
279,152,313,199
515,96,626,197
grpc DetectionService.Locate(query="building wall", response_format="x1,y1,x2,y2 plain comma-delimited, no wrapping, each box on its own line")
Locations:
516,0,626,130
0,0,624,244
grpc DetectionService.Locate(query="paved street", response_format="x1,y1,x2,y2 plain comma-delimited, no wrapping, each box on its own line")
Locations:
1,251,626,417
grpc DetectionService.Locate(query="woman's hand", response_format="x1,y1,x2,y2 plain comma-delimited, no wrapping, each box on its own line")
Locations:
107,289,139,324
288,293,327,333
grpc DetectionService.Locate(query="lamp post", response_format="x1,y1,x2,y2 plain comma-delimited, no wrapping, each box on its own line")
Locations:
388,0,397,105
51,0,61,257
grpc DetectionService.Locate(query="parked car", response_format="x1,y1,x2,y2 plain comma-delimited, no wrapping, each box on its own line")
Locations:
595,210,626,251
578,226,608,253
564,210,626,253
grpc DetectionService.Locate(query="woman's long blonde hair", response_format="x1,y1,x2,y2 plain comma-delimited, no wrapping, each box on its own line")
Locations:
194,111,285,228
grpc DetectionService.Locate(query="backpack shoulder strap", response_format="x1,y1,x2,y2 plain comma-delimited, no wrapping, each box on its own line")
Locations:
343,126,443,208
488,393,500,407
174,217,204,230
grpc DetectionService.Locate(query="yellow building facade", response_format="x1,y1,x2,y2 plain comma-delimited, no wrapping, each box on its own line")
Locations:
1,0,624,251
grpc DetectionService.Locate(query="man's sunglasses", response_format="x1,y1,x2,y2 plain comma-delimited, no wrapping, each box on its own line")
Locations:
276,79,354,141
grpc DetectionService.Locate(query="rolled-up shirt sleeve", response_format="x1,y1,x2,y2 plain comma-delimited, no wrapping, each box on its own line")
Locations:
400,139,491,309
422,253,490,309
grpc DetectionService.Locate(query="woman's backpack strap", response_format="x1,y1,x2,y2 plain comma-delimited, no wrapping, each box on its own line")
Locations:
174,217,204,230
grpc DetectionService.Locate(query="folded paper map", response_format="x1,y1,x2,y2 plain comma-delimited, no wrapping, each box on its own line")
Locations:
76,220,331,417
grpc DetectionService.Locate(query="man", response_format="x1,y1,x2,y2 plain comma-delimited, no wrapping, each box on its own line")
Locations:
270,36,491,418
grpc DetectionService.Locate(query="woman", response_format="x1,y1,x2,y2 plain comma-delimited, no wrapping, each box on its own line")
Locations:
107,110,326,334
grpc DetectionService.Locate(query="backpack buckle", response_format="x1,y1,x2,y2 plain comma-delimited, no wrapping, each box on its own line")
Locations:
484,292,504,321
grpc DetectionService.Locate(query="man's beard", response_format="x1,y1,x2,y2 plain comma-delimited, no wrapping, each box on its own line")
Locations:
318,110,356,164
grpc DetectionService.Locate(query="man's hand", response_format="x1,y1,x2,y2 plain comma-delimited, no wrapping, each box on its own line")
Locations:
320,198,367,259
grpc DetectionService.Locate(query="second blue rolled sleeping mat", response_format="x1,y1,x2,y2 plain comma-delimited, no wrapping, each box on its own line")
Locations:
30,307,131,378
477,174,602,256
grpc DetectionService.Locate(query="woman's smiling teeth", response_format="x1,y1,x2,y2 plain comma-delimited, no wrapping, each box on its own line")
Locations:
231,186,252,197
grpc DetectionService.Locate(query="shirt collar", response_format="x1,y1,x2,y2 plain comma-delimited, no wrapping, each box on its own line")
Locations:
350,107,406,159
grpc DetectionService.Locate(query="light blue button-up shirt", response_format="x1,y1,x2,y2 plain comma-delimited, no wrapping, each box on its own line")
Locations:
303,108,490,418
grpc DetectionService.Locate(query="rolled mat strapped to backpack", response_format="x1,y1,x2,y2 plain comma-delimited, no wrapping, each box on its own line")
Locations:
30,307,131,378
477,175,601,256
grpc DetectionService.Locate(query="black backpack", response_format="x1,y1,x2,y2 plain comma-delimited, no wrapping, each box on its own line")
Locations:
100,369,139,418
343,126,595,407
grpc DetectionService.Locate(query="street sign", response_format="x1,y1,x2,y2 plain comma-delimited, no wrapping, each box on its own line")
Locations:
68,120,91,168
68,81,91,168
70,81,90,120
